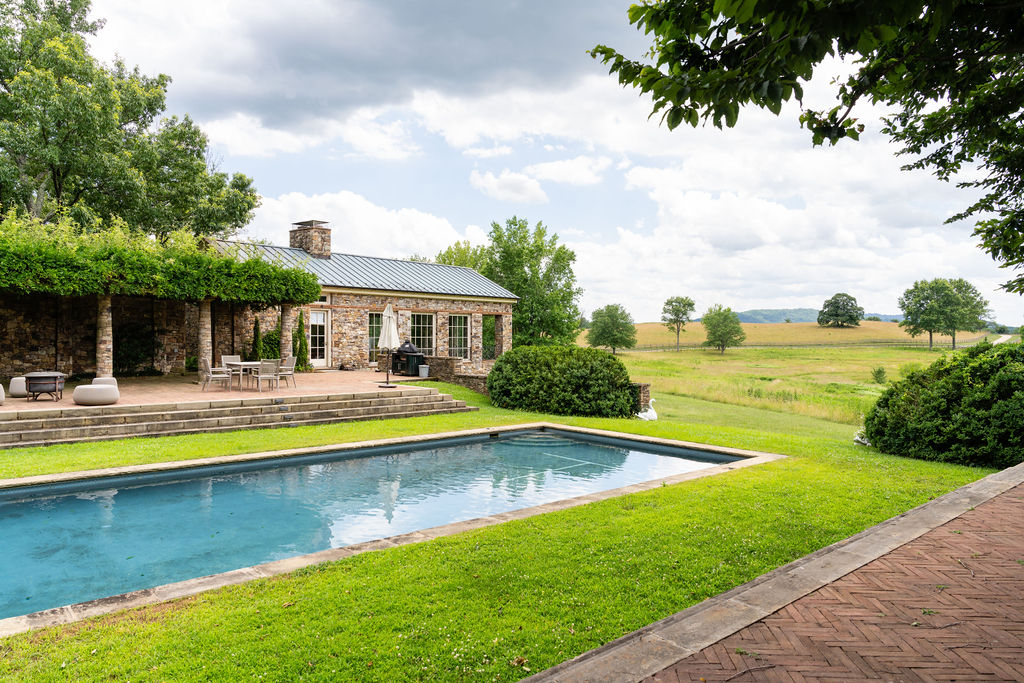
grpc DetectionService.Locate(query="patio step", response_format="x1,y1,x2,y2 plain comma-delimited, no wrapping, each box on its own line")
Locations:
0,388,477,449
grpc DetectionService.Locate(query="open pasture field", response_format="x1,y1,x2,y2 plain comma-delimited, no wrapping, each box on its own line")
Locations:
580,319,990,349
0,348,991,681
620,345,944,425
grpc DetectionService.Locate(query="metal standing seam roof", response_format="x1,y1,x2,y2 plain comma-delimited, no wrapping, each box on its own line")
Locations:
219,241,518,301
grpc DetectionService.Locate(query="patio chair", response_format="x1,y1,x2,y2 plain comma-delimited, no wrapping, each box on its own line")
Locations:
279,356,297,388
251,359,280,392
222,354,243,389
199,357,231,391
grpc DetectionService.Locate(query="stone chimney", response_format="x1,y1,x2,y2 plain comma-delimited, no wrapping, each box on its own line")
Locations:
289,220,332,258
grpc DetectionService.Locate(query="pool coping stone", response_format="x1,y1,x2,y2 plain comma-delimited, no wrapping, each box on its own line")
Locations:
0,423,784,637
524,459,1024,683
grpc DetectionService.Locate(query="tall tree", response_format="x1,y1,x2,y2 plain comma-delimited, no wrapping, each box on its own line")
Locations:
701,304,746,354
661,295,695,350
591,1,1024,293
899,277,990,349
479,217,582,347
0,0,258,238
587,303,637,354
817,293,864,328
946,278,991,349
434,240,490,271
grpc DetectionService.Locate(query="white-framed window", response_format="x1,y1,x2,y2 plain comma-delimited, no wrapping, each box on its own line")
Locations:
448,314,470,359
368,312,382,362
410,313,434,356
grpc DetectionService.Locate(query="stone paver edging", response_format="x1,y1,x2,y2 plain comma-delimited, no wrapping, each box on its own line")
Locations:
0,423,783,637
528,460,1024,683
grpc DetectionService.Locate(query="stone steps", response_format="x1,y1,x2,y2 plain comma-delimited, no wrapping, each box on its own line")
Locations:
0,388,476,448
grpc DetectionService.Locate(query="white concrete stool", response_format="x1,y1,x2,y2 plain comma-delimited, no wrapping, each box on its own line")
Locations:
92,377,118,387
9,376,26,398
73,384,120,406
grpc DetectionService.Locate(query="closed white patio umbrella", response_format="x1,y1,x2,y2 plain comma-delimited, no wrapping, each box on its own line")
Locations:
377,303,400,388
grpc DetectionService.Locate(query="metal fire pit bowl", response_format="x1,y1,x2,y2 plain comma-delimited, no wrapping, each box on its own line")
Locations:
23,371,67,401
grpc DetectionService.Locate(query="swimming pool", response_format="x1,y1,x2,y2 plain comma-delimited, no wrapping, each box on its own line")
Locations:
0,427,743,620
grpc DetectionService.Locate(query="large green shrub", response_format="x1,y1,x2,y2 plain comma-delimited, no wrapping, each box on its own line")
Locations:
864,342,1024,468
486,346,635,417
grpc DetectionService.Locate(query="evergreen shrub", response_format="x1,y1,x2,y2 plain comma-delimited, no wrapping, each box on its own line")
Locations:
487,346,634,417
864,342,1024,468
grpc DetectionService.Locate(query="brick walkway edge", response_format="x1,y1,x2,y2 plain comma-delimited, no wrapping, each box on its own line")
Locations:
531,462,1024,682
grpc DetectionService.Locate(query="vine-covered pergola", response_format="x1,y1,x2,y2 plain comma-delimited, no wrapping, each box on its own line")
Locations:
0,217,321,376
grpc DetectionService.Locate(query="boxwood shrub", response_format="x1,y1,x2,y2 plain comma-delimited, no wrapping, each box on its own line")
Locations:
864,342,1024,469
487,346,635,418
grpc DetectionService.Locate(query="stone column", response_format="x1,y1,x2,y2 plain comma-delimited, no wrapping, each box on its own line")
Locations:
198,298,213,367
436,312,450,357
280,304,294,359
96,294,113,377
471,313,483,369
497,314,513,357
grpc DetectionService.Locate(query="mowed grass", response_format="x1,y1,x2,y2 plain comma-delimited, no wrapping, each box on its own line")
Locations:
579,320,990,348
619,346,948,425
0,355,993,681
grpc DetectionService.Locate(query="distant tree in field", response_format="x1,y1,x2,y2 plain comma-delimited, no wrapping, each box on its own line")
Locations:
865,316,882,322
701,305,745,354
817,293,864,328
661,296,696,350
899,278,990,349
587,304,637,354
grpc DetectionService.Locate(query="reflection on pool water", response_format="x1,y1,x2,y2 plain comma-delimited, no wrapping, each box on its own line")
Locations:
0,429,736,618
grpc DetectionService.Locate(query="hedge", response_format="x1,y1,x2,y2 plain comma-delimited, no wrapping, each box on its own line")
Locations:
0,214,320,305
486,345,635,418
864,342,1024,469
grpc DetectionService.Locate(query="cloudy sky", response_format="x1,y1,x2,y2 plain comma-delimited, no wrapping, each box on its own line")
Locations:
87,0,1024,324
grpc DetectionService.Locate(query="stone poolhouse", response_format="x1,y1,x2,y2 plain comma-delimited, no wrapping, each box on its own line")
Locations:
220,221,516,371
0,220,515,380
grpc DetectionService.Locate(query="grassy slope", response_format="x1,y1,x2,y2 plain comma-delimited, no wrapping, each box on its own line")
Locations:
0,362,991,681
621,346,943,425
580,320,991,348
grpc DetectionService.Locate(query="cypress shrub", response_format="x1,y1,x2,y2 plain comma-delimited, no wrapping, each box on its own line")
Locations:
864,342,1024,469
487,346,634,417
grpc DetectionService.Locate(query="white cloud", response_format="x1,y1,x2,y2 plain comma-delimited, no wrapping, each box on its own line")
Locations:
468,170,548,203
336,110,420,160
243,191,469,259
203,113,328,157
524,155,612,186
462,146,513,158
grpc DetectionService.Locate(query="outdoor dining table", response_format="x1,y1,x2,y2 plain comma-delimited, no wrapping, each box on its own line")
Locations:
223,361,262,391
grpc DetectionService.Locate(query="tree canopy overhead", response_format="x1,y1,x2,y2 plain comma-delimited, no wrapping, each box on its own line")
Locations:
0,0,259,238
591,1,1024,292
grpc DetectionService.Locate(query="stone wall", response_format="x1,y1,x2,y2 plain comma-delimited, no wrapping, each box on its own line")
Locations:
231,293,515,371
1,288,514,380
424,355,490,396
0,294,190,381
632,382,651,413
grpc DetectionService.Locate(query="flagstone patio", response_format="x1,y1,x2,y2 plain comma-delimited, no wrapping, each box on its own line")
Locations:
0,369,424,414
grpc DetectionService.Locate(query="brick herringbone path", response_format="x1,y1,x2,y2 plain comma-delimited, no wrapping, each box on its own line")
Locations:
647,484,1024,682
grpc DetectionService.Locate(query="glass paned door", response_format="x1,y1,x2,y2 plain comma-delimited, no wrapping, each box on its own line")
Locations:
368,312,382,363
309,310,329,368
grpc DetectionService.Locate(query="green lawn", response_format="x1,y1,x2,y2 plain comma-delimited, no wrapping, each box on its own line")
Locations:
0,349,992,681
619,345,947,424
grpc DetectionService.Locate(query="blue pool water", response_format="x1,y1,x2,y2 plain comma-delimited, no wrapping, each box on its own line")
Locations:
0,429,735,619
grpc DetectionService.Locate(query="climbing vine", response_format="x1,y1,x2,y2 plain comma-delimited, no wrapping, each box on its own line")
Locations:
0,214,320,305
